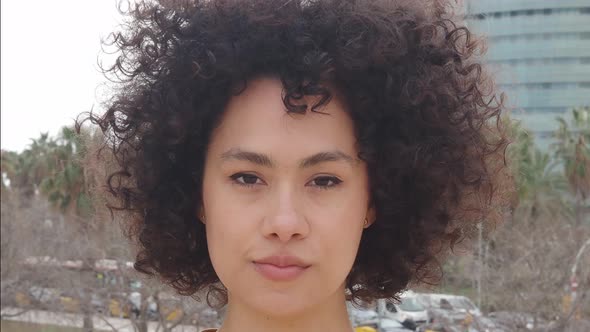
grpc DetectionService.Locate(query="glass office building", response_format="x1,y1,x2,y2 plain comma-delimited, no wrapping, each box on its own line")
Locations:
465,0,590,149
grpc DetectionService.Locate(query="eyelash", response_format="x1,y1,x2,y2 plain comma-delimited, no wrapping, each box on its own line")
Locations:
229,173,342,190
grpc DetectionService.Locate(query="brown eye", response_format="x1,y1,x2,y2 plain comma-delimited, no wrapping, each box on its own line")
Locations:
230,173,263,187
309,176,342,189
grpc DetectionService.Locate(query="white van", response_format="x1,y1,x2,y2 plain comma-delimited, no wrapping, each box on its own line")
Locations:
347,301,380,327
377,291,429,325
414,293,482,316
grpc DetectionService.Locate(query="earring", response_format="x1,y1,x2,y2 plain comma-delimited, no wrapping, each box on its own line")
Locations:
363,217,369,228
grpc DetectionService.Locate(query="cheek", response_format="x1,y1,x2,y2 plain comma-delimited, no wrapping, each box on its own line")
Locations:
323,215,363,255
318,207,365,273
316,187,368,271
205,210,253,286
202,174,251,278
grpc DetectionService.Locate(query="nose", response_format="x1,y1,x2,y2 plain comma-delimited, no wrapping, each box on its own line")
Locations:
262,187,310,242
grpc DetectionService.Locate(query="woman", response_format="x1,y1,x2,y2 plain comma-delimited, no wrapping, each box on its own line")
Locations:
83,0,513,331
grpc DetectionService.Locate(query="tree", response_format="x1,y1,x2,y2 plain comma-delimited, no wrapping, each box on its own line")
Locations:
552,106,590,250
508,119,569,221
1,133,56,201
553,106,590,201
39,126,94,219
438,111,590,328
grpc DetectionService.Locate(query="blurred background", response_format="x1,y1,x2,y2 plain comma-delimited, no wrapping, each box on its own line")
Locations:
1,0,589,331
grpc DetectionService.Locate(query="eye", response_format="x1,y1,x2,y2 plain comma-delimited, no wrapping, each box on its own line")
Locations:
308,176,342,190
230,173,264,187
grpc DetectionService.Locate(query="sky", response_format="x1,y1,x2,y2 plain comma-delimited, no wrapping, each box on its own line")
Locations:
1,0,123,152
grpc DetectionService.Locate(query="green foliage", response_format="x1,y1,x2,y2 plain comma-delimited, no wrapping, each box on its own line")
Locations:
1,133,57,197
441,107,590,316
503,106,590,223
1,126,94,218
552,106,590,200
506,118,569,219
1,150,19,189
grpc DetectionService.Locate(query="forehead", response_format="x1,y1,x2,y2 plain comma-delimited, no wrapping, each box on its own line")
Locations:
208,77,358,159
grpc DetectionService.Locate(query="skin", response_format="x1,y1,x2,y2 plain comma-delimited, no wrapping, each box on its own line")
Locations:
201,77,374,332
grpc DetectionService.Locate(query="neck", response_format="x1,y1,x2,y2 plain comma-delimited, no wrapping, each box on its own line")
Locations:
218,288,354,332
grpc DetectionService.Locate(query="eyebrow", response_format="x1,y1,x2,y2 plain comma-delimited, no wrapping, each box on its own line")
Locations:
220,148,357,168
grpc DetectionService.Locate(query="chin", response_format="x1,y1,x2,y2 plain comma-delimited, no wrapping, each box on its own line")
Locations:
249,291,315,318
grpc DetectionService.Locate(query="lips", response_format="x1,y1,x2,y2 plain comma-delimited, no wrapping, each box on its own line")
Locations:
253,255,310,281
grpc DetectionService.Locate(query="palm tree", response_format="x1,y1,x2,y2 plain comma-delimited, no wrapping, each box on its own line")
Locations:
507,119,569,222
552,106,590,201
39,126,94,219
1,150,18,191
1,133,57,202
551,106,590,255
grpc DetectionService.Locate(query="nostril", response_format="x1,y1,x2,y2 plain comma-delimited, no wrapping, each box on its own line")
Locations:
270,231,302,241
263,212,310,242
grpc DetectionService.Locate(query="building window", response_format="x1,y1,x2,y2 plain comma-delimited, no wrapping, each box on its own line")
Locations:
553,58,572,64
537,131,553,139
489,58,588,66
491,32,588,43
470,7,590,19
525,108,567,114
557,8,578,15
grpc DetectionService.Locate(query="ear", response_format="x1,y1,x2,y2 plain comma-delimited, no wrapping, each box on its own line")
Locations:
365,205,376,227
198,205,206,224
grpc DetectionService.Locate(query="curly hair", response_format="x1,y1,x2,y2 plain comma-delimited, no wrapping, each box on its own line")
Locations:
82,0,514,306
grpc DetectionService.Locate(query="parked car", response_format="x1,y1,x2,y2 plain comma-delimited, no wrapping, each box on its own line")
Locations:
154,292,184,322
415,311,508,332
378,291,429,325
379,318,416,332
471,315,508,332
355,327,377,332
416,322,478,332
29,286,61,307
14,291,32,307
415,293,482,325
108,292,131,318
59,292,81,313
487,311,547,331
88,293,107,314
415,293,482,317
356,318,415,332
347,302,380,327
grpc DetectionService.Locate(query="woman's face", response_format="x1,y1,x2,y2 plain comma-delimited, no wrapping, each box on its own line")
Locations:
202,77,372,317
